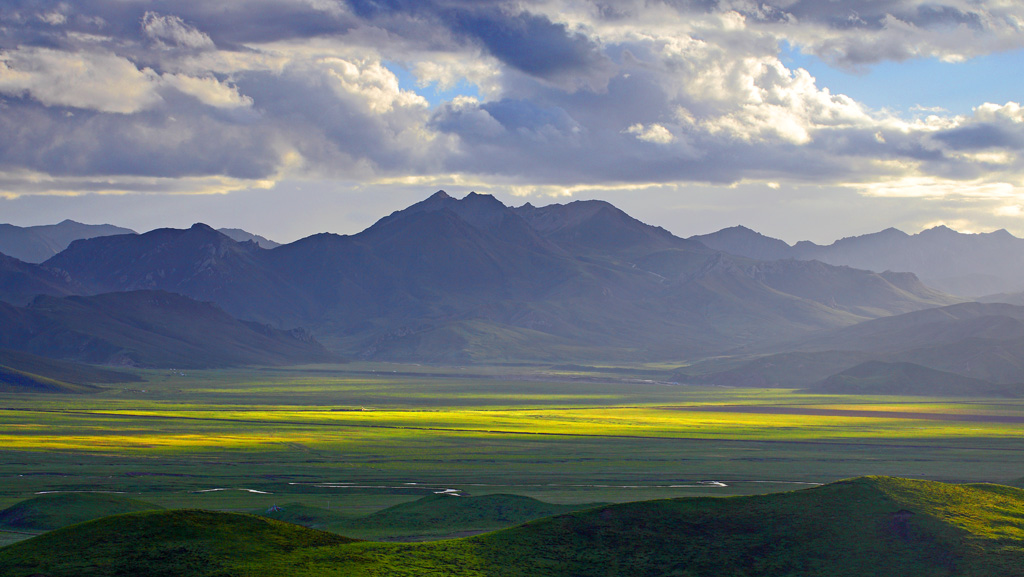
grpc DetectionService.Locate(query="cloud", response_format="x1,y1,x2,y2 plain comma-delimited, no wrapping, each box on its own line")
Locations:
142,12,216,50
625,123,675,144
160,74,253,109
0,0,1022,222
0,47,162,114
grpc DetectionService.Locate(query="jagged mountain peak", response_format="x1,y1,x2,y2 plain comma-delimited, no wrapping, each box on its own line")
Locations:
371,190,518,232
918,224,958,236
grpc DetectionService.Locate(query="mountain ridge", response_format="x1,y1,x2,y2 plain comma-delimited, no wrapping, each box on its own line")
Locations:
693,224,1024,296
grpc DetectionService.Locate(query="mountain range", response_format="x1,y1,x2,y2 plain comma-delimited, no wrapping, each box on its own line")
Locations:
692,224,1024,297
0,191,960,364
0,220,280,263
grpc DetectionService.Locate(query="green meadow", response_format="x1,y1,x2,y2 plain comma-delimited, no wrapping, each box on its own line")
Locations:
1,362,1022,543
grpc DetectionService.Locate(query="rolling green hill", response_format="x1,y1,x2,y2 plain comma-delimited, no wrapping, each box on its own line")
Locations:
0,492,163,531
335,493,604,540
2,477,1022,576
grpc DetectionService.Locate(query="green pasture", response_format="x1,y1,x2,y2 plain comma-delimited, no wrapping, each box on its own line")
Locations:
1,363,1022,538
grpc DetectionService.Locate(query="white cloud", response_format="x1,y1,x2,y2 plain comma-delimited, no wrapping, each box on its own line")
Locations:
317,57,428,114
625,123,675,144
973,101,1024,123
142,12,216,50
0,47,162,114
160,74,253,109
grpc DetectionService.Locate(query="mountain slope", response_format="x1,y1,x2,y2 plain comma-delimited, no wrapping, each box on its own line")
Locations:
0,291,334,368
689,302,1024,389
0,365,101,394
0,220,135,263
2,477,1021,576
809,360,1022,397
0,348,139,385
217,228,281,249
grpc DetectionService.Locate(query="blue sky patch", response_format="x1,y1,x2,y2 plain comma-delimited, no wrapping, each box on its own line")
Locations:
782,43,1024,116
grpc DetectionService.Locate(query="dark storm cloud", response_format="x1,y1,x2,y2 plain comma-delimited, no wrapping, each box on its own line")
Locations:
933,124,1024,151
345,0,613,85
0,98,280,179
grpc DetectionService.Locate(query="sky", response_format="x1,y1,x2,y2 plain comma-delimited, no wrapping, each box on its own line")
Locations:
1,1,1023,244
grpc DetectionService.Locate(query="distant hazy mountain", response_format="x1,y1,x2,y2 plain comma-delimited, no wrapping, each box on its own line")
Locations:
687,302,1024,391
0,220,135,263
0,251,86,305
0,290,334,368
7,192,958,363
44,224,317,328
217,228,281,249
692,225,1024,296
808,360,1021,397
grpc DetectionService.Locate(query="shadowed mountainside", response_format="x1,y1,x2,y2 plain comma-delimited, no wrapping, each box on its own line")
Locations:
0,290,334,369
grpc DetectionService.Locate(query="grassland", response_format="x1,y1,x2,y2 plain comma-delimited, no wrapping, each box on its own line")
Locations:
0,362,1022,544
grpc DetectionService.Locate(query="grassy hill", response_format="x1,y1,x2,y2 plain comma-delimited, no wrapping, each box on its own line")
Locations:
334,493,603,540
2,477,1022,576
0,492,163,532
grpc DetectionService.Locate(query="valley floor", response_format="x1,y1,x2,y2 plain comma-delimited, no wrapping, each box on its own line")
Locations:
1,362,1022,542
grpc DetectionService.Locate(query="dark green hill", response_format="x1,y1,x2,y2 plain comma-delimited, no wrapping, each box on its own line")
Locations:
808,361,1023,397
0,290,334,368
2,477,1022,576
336,493,602,540
0,492,162,531
0,509,352,577
254,502,352,529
